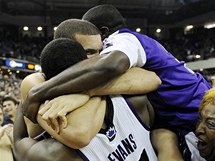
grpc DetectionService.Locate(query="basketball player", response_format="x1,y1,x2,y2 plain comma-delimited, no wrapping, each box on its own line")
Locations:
81,5,211,161
21,19,160,138
22,19,159,124
15,38,159,160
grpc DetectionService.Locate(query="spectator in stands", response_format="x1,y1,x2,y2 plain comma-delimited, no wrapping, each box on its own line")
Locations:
2,96,18,123
196,87,215,161
0,107,14,161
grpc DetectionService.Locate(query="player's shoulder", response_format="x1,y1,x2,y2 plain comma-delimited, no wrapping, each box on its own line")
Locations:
21,72,45,86
20,72,45,101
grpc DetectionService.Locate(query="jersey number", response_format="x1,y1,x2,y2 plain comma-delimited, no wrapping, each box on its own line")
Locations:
139,149,149,161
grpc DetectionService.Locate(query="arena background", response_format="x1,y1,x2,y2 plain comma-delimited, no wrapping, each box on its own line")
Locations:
0,0,214,100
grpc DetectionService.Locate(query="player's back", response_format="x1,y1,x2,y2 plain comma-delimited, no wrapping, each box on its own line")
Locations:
78,94,157,161
119,28,212,130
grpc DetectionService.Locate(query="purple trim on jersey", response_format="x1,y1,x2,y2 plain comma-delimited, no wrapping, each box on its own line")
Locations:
119,28,212,130
124,97,150,131
76,150,90,161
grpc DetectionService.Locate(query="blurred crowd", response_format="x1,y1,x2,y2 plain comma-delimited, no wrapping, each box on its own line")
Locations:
0,74,21,102
0,72,21,161
160,27,215,62
0,27,215,64
0,30,49,64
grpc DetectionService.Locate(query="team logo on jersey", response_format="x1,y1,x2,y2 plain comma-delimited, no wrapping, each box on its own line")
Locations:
104,42,113,49
106,125,117,141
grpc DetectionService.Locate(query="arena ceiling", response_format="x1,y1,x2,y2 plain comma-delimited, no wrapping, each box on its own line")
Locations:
0,0,215,27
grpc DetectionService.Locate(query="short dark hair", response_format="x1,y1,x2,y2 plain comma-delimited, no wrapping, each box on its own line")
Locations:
40,38,87,80
82,4,126,32
54,19,101,39
2,96,18,105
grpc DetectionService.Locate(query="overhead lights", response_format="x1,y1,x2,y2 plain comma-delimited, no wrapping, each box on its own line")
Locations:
204,23,215,29
156,28,161,33
185,25,193,31
54,26,58,31
195,55,201,59
184,25,193,34
23,26,29,31
136,28,141,32
37,26,43,31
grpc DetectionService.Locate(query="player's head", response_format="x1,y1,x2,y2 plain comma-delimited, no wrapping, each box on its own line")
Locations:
54,19,102,58
199,88,215,111
82,4,126,40
40,38,87,80
196,87,215,161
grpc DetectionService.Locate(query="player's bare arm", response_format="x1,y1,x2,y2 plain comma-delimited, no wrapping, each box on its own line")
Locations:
13,103,82,161
37,67,161,129
23,51,129,122
37,96,106,149
88,67,161,96
21,73,106,149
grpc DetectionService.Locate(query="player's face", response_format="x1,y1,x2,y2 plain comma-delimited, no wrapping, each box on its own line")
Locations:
75,34,103,58
196,103,215,161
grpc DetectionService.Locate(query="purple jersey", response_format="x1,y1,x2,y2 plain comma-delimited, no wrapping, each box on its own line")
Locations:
102,28,212,131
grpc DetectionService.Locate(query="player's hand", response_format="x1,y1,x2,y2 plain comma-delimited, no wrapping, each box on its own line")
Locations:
38,94,89,133
22,88,42,123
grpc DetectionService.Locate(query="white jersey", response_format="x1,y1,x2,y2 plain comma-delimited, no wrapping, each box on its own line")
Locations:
183,132,206,161
100,30,146,68
78,95,158,161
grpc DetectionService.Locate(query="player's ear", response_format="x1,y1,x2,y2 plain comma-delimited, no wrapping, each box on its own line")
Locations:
100,26,109,40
